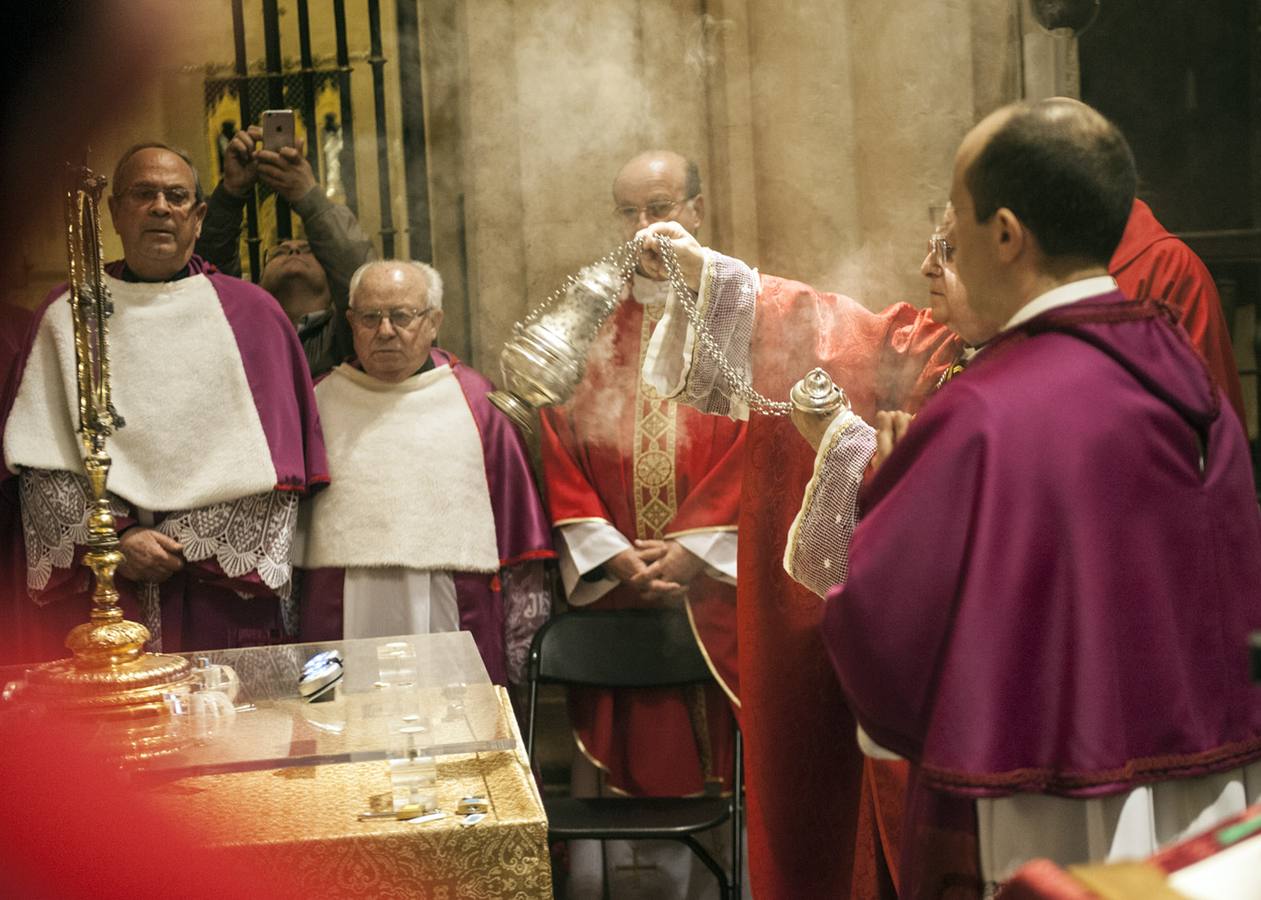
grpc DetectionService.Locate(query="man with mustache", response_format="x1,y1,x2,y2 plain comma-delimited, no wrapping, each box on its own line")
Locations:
1,143,327,660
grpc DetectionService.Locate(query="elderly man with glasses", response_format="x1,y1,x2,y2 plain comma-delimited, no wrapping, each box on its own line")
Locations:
295,259,553,685
196,124,375,376
1,142,328,661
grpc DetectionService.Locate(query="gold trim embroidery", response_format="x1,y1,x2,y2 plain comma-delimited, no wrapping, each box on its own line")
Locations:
685,597,742,710
572,728,616,779
664,525,738,538
553,516,616,527
572,728,723,799
632,304,678,540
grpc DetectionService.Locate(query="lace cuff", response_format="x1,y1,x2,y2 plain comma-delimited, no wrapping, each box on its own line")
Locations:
154,490,298,600
783,411,876,598
19,470,299,650
19,469,130,601
139,490,299,650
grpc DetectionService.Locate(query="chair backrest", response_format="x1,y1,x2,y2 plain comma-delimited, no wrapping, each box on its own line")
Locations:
529,607,713,689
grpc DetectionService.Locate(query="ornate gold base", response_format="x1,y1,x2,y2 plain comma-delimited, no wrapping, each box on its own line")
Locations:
24,635,198,763
488,389,536,435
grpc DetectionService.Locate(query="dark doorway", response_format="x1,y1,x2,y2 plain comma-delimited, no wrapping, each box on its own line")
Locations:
1081,0,1259,476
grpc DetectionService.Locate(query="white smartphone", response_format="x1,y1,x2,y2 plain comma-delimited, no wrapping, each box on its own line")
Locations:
260,109,295,152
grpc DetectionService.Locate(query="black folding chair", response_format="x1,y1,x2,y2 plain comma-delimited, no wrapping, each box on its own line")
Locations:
526,607,743,900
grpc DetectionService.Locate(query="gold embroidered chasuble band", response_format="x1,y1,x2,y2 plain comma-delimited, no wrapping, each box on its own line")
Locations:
634,302,717,785
632,303,679,540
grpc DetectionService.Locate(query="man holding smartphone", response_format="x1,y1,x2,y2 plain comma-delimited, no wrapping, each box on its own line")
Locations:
197,116,375,376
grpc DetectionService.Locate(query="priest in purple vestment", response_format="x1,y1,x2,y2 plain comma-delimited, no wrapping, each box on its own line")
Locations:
295,260,554,685
818,100,1261,898
1,143,328,662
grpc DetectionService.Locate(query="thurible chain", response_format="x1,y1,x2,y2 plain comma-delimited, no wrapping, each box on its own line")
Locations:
654,236,793,416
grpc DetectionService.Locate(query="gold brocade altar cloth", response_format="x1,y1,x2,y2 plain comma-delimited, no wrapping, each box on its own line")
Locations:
148,687,552,899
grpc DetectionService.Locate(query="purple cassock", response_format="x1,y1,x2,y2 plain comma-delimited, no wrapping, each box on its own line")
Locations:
299,348,555,686
0,256,328,662
821,292,1261,897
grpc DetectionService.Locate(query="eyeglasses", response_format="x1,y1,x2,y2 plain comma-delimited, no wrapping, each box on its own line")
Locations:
120,184,196,209
928,235,955,266
264,242,313,264
613,196,695,225
349,307,434,330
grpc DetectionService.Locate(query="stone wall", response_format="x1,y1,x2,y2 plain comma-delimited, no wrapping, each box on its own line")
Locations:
9,0,1022,375
436,0,1021,368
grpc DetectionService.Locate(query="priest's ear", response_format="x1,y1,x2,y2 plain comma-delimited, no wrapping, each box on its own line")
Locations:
992,206,1027,264
687,193,705,232
191,199,208,240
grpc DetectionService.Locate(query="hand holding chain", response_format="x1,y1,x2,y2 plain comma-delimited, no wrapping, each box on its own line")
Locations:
653,235,845,419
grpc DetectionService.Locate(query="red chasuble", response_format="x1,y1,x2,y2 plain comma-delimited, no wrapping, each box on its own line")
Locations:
1110,199,1244,423
540,296,746,796
737,275,959,899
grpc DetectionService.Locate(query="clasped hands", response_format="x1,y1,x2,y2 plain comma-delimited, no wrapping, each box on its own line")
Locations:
605,538,707,605
222,125,317,204
117,527,185,584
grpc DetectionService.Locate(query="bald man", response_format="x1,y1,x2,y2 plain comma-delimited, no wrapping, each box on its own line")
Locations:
819,99,1261,897
296,260,553,685
538,151,747,898
2,143,327,660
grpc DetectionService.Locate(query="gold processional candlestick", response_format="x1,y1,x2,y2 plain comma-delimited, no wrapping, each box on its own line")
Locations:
23,164,195,761
65,165,135,660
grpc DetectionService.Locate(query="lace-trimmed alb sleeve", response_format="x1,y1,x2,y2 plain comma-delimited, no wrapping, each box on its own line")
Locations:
642,250,759,420
783,411,876,598
154,489,299,600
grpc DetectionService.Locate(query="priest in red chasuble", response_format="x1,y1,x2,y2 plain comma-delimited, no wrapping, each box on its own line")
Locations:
634,213,960,898
1110,197,1244,423
539,151,745,896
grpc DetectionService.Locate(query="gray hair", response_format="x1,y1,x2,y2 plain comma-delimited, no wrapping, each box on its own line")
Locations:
348,259,444,310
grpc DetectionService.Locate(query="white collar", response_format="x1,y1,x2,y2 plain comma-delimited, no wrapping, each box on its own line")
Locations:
331,361,447,393
1002,276,1118,332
